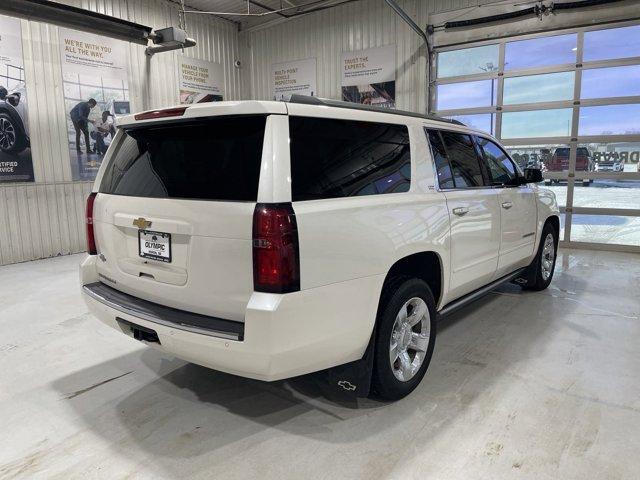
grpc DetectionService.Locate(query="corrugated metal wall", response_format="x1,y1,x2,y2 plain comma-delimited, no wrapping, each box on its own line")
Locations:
0,0,487,266
0,0,241,265
242,0,483,112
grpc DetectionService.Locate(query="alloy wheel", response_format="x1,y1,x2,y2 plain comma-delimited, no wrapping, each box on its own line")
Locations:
541,232,556,281
389,297,430,382
0,117,16,150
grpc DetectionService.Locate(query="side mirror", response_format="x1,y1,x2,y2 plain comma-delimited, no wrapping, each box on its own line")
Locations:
523,168,543,183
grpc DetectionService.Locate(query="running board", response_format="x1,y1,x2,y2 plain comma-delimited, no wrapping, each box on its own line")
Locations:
437,268,527,319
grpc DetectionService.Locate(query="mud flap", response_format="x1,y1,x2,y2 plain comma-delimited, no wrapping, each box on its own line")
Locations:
515,255,538,287
313,329,376,401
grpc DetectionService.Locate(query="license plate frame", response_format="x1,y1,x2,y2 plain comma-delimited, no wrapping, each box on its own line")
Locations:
138,230,172,263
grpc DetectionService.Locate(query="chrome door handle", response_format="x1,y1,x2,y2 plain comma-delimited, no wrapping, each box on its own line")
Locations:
452,207,469,216
501,202,513,209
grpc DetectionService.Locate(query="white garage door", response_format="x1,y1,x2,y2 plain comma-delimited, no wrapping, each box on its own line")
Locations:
433,21,640,252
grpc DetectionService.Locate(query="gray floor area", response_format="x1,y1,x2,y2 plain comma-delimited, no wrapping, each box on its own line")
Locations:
1,250,639,479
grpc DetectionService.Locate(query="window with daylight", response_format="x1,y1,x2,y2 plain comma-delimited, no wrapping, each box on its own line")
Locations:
433,22,640,249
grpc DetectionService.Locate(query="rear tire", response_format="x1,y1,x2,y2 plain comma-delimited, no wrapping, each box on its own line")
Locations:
523,223,558,291
372,278,436,401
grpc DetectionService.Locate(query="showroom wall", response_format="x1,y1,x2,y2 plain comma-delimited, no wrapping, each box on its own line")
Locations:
0,0,497,266
4,0,635,265
0,0,241,266
241,0,484,112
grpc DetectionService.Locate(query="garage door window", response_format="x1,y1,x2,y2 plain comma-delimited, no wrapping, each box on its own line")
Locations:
578,104,640,136
434,21,640,251
503,72,574,105
436,79,496,110
437,44,499,78
501,109,573,139
504,33,577,70
581,66,640,99
583,25,640,61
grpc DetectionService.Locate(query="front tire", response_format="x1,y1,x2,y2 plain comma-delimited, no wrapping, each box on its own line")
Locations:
524,223,558,291
372,278,436,401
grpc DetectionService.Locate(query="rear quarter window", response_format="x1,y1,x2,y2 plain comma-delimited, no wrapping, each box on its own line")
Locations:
99,115,267,201
289,117,411,201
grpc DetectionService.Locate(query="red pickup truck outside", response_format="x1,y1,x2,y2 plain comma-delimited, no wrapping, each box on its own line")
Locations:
545,147,594,186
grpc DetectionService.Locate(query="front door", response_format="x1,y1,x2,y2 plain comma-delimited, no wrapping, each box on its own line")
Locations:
475,136,537,276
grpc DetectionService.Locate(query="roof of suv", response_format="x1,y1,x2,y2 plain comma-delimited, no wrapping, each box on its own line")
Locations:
119,96,466,130
286,95,464,126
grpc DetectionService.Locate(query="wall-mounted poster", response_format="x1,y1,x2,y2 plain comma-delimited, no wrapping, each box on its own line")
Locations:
179,56,224,104
271,58,317,100
0,15,34,183
341,45,396,109
59,27,130,181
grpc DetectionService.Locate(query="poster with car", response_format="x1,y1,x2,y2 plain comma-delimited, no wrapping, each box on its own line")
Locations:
0,15,34,183
59,27,130,181
179,56,224,104
271,58,317,100
341,45,396,109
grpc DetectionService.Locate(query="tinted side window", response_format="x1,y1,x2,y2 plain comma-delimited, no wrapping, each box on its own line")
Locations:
440,131,486,187
289,117,411,201
426,129,454,189
476,136,518,185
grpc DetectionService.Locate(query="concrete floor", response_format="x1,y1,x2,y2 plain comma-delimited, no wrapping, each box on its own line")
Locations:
1,250,639,480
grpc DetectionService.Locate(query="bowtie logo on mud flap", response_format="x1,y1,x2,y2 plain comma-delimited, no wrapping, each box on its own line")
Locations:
338,380,356,391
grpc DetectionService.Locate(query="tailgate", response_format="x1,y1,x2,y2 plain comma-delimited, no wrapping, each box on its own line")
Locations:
91,114,268,321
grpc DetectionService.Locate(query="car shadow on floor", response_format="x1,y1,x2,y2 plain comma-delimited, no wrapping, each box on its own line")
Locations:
51,277,585,478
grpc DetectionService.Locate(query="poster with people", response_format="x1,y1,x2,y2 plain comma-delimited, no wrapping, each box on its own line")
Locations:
59,27,130,181
0,15,34,183
271,58,317,100
341,45,396,109
179,56,224,104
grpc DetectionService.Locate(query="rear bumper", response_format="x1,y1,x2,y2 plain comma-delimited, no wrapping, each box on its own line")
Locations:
80,255,384,381
83,282,245,340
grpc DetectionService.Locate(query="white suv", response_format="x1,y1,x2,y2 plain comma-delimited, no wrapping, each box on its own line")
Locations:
81,96,559,400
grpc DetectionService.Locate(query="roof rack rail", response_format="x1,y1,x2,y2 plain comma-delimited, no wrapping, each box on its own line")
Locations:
285,94,464,126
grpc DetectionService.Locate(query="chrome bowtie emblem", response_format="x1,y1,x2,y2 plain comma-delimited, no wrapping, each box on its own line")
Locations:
133,217,152,229
337,380,356,391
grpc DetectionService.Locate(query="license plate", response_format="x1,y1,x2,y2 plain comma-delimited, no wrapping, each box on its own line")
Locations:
138,230,171,263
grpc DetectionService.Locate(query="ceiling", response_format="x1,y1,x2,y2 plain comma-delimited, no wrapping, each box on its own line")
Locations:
182,0,355,30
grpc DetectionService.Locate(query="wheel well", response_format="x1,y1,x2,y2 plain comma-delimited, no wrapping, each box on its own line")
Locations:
383,252,442,306
546,215,560,237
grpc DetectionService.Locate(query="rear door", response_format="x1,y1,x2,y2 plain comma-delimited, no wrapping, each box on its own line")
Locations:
92,114,271,321
475,136,537,276
426,129,501,301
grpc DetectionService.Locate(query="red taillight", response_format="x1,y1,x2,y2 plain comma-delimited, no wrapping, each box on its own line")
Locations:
86,192,97,255
252,203,300,293
134,107,187,121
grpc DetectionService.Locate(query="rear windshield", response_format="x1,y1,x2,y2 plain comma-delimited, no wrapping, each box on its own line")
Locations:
99,115,267,201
